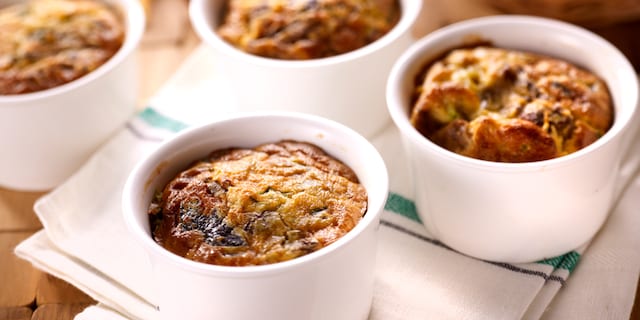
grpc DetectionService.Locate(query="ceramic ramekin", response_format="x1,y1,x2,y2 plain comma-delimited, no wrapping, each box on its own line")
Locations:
189,0,421,138
386,15,639,263
122,112,389,320
0,0,145,191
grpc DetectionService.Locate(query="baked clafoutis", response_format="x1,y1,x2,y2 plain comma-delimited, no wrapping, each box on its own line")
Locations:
410,46,613,162
148,140,368,266
216,0,400,60
0,0,124,94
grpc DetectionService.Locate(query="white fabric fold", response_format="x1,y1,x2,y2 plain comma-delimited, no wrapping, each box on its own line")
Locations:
14,45,640,320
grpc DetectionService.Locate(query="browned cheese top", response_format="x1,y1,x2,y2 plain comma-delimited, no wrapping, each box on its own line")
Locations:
148,141,368,266
0,0,124,94
410,46,613,162
216,0,400,60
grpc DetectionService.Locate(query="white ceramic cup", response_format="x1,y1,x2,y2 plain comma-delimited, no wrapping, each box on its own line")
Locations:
386,16,639,263
122,112,389,320
189,0,421,138
0,0,145,191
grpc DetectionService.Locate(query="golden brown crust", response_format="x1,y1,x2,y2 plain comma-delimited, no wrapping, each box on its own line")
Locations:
0,0,124,94
410,46,613,162
216,0,400,60
149,140,368,266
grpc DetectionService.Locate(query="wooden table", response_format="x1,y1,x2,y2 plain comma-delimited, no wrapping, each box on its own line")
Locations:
0,1,638,319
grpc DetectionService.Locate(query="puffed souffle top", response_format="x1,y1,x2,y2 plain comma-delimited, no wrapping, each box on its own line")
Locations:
148,140,368,266
410,46,613,163
216,0,400,60
0,0,124,95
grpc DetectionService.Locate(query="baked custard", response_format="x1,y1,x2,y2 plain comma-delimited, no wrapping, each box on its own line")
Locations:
148,140,368,266
216,0,400,60
410,46,613,162
0,0,124,94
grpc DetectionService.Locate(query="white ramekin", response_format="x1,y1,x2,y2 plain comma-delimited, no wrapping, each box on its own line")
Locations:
386,15,639,263
122,112,389,320
189,0,422,138
0,0,145,191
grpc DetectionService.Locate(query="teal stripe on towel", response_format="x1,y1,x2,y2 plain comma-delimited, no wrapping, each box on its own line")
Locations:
138,107,188,132
538,251,580,273
385,192,422,223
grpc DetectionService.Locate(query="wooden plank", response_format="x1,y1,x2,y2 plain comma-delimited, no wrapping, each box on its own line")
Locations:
0,307,31,320
142,0,192,45
136,0,200,108
31,304,92,320
137,36,200,108
35,274,94,306
0,232,40,308
0,188,44,232
140,0,151,20
138,33,200,107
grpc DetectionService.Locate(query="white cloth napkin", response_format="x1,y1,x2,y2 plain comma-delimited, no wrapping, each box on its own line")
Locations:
15,45,640,320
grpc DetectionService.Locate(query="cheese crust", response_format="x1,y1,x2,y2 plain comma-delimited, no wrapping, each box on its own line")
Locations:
217,0,400,59
149,141,368,266
410,46,613,162
0,0,124,94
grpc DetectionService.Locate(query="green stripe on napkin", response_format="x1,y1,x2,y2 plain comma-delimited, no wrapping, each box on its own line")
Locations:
385,192,422,223
537,251,580,273
138,108,188,132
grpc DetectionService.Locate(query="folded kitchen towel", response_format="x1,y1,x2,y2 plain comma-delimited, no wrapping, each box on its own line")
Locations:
15,44,640,320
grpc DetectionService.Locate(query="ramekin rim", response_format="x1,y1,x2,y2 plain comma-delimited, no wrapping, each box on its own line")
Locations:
386,15,639,171
122,111,390,277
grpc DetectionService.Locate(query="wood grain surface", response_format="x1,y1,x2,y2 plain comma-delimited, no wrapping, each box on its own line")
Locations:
0,0,638,319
